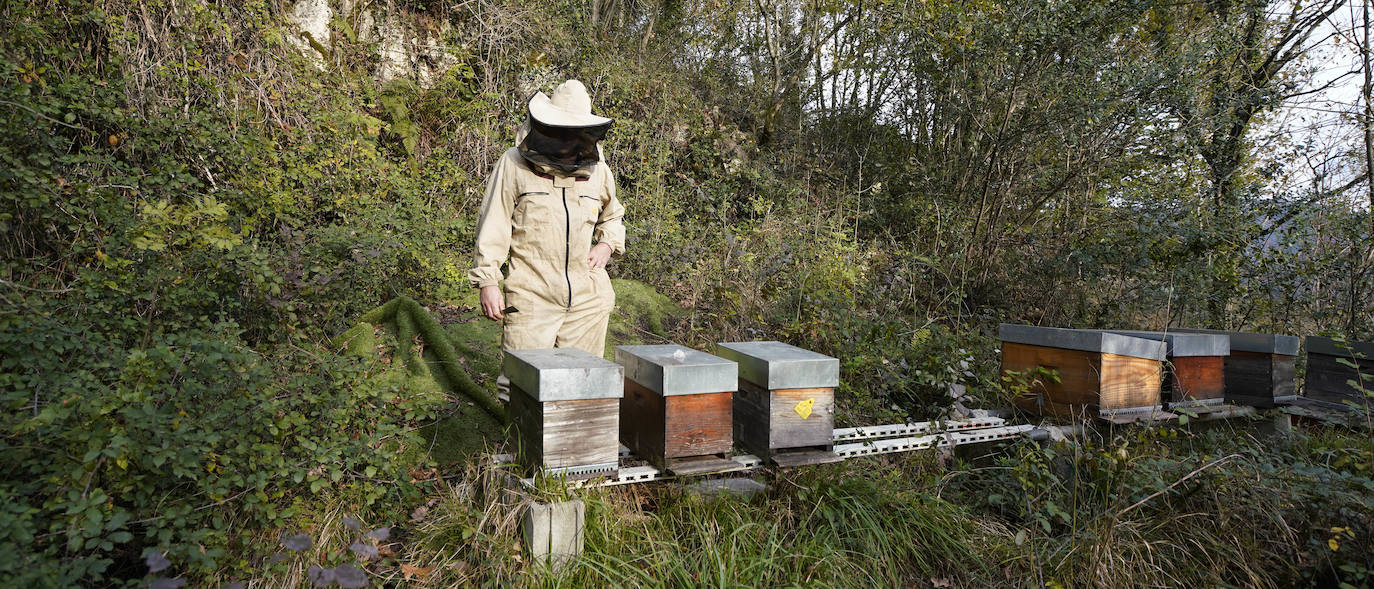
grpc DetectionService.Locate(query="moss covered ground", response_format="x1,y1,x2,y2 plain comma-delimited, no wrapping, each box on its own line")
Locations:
335,279,685,468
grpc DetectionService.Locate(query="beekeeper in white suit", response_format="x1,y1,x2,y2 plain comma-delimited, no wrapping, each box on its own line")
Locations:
468,80,626,363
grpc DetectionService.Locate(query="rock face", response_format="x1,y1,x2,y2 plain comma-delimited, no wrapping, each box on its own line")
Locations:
285,0,459,87
289,0,332,59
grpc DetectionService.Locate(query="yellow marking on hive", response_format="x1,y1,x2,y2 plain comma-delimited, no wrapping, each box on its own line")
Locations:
794,398,814,419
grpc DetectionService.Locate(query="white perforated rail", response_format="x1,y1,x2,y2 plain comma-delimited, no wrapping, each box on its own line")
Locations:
516,418,1030,488
831,417,1006,441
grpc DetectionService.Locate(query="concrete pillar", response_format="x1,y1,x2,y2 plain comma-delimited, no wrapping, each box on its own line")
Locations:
523,500,585,570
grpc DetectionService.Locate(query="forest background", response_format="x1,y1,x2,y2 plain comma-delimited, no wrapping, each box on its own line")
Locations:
3,0,1373,586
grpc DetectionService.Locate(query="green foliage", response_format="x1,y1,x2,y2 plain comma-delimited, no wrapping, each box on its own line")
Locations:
3,0,1373,584
0,318,446,585
947,428,1374,587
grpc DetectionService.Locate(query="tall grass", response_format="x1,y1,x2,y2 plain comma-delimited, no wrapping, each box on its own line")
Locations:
405,458,988,587
254,423,1373,588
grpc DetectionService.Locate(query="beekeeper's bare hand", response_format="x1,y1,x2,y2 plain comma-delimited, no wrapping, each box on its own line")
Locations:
587,242,613,270
480,285,505,321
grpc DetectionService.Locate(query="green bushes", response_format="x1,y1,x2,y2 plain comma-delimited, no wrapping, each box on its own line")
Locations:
0,2,487,583
0,316,447,585
945,428,1374,587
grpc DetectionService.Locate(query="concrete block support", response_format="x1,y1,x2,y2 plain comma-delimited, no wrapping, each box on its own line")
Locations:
522,499,585,570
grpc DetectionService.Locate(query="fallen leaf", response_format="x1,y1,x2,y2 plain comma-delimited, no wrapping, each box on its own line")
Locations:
401,563,432,583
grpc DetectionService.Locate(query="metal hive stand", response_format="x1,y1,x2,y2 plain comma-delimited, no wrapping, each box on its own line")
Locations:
503,416,1034,488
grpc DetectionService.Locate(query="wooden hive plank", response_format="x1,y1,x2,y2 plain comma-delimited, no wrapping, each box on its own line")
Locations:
1305,353,1372,405
732,380,772,456
664,392,734,458
1002,341,1105,411
619,380,667,464
510,384,619,475
1170,356,1225,403
1224,351,1296,406
509,385,544,467
1001,344,1161,416
1098,353,1162,410
766,386,835,450
538,397,619,471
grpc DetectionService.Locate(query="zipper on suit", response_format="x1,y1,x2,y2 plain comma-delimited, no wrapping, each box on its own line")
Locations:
562,187,572,311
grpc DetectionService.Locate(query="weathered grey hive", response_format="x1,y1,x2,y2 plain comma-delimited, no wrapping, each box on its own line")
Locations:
1000,324,1167,361
1175,328,1300,407
1304,336,1374,405
998,324,1165,419
616,345,738,396
616,345,742,475
715,341,841,467
1103,330,1230,406
505,348,624,401
505,348,622,477
715,341,840,390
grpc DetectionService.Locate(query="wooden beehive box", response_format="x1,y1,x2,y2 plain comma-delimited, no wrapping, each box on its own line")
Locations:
505,348,623,478
1105,331,1230,408
615,344,743,475
714,341,842,467
999,324,1165,420
1177,329,1299,407
1304,336,1374,406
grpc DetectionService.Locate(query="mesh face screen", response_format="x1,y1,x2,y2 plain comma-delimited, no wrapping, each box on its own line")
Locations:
524,117,609,164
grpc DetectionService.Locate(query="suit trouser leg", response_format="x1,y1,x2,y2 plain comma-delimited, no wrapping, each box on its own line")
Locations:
498,307,562,400
556,301,613,358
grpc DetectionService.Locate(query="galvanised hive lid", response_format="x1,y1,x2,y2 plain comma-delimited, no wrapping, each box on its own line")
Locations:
1305,336,1374,359
615,344,738,396
998,324,1166,361
1175,328,1301,356
1103,330,1230,357
714,341,839,390
504,348,623,402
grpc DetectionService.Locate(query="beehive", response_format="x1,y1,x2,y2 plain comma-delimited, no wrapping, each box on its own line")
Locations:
1177,329,1299,407
615,344,742,475
1105,331,1230,407
1304,336,1374,406
505,348,622,478
999,324,1165,419
714,341,842,467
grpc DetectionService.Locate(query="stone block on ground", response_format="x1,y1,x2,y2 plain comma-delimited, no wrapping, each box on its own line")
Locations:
522,499,585,570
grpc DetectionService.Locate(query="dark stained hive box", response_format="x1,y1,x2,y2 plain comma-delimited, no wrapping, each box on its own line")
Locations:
1176,329,1299,407
999,324,1165,419
505,348,623,478
714,341,842,467
1304,336,1374,406
1104,331,1230,407
615,344,743,475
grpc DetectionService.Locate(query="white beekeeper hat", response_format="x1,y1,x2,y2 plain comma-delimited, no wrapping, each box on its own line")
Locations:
527,79,613,128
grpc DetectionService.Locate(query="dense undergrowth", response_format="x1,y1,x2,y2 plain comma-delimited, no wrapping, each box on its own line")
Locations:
2,0,1373,586
387,423,1373,588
